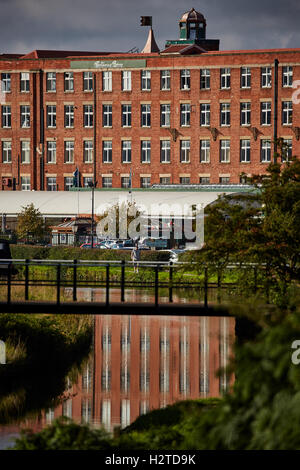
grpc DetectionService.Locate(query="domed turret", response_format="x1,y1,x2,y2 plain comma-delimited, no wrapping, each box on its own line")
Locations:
163,8,219,53
179,8,207,40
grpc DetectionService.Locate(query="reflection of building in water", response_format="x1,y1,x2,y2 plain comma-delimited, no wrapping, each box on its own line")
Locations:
3,314,234,436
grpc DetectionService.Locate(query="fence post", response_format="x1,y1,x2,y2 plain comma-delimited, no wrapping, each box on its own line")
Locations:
106,264,110,307
155,264,159,308
169,262,173,303
56,263,61,305
121,260,125,302
7,261,11,304
73,259,77,302
217,268,221,304
204,266,208,308
25,259,29,301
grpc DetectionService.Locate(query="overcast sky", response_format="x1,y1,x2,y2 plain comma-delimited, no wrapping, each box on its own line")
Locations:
1,0,300,54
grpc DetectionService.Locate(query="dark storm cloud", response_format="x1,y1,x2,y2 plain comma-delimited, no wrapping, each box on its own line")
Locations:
0,0,300,54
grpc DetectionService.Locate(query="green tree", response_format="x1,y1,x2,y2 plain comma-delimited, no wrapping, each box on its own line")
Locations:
96,201,143,240
191,150,300,302
16,203,47,241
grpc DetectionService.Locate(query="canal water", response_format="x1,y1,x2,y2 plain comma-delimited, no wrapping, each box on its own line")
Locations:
0,288,235,449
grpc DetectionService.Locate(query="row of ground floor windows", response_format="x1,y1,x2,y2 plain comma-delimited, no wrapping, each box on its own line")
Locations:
1,139,293,164
17,174,256,191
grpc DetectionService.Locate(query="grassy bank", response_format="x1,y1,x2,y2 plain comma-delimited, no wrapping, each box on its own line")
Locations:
0,313,93,424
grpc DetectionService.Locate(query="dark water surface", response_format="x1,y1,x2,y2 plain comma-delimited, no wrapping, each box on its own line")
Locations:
0,288,235,449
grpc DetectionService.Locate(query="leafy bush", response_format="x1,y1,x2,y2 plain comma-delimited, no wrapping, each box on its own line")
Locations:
10,245,170,262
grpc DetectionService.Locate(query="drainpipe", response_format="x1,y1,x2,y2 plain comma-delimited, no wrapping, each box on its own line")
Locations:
273,59,279,163
39,69,45,190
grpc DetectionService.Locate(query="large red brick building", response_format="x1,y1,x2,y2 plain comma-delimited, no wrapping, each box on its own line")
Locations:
0,8,299,192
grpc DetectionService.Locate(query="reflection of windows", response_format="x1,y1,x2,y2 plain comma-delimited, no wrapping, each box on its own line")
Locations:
102,400,111,430
140,400,149,415
121,369,130,392
46,408,55,424
140,328,150,352
82,362,93,392
102,327,111,351
159,370,169,393
140,371,150,392
81,398,92,423
62,399,72,418
101,368,111,391
121,400,130,428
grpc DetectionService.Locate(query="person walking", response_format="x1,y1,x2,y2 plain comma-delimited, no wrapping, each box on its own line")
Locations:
131,244,141,273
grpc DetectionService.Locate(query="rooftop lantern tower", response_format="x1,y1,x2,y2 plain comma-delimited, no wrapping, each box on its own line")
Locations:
179,8,207,41
164,8,219,52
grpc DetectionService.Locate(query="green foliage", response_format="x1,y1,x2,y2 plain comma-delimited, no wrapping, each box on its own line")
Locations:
0,314,93,425
16,204,48,240
12,417,112,451
189,156,300,305
96,201,142,239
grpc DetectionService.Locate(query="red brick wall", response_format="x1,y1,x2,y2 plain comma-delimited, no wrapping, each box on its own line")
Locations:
0,49,299,190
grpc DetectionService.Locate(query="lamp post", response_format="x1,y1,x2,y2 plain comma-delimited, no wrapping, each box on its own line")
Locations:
72,224,78,247
88,181,96,248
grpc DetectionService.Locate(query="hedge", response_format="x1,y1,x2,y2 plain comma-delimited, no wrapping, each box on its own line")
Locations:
10,244,170,262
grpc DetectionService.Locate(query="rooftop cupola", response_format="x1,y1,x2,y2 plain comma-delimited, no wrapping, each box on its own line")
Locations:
179,8,207,41
164,8,219,53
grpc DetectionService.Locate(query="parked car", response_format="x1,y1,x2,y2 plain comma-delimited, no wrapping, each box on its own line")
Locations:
80,241,107,249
